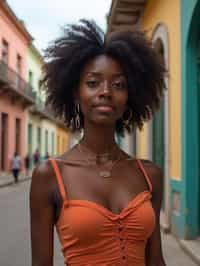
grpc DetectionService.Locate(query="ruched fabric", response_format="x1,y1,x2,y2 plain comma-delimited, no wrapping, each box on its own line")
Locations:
49,158,156,266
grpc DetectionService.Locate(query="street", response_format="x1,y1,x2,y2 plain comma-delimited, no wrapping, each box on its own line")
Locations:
0,181,197,266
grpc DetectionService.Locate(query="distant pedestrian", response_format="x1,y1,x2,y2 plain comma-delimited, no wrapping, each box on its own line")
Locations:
11,152,21,183
33,149,40,166
44,151,50,160
24,153,31,178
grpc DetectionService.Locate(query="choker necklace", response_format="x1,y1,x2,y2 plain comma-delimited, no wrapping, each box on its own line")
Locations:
77,143,123,178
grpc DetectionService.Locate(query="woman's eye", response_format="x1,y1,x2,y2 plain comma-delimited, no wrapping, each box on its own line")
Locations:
86,80,99,88
112,81,126,90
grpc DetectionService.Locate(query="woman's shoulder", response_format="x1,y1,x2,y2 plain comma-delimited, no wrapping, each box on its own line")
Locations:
31,159,56,186
54,144,79,161
136,158,163,194
32,147,75,177
139,159,162,174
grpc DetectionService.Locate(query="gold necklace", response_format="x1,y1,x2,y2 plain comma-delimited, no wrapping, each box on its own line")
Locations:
77,143,123,178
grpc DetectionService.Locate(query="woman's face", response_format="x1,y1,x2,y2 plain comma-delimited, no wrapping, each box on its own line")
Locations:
77,55,128,127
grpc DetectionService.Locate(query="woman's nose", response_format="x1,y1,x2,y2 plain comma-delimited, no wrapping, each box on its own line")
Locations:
99,81,111,96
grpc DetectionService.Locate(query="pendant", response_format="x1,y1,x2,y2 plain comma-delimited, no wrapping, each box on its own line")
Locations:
99,170,111,178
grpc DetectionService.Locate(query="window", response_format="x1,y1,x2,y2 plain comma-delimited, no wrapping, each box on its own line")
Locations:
16,54,22,88
28,70,33,86
16,54,22,75
28,123,33,154
2,39,9,64
37,127,41,152
51,132,55,155
45,130,48,154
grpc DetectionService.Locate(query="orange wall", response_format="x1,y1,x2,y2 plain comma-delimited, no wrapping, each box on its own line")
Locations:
0,96,26,170
0,7,29,79
0,5,30,171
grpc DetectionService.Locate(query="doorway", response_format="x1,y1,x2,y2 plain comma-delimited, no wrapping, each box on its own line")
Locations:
1,113,8,170
152,38,165,208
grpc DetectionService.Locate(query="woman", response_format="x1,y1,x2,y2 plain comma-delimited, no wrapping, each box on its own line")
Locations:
30,20,166,266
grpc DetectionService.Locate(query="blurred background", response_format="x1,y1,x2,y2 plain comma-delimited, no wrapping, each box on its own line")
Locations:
0,0,199,265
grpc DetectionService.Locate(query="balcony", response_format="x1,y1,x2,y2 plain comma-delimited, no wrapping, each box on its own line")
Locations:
30,96,54,119
107,0,147,33
30,96,66,129
0,60,36,107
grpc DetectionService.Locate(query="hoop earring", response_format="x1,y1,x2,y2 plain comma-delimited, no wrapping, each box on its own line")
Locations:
75,103,81,129
122,108,133,127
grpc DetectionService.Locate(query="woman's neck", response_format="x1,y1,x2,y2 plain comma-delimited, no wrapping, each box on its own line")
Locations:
80,124,118,155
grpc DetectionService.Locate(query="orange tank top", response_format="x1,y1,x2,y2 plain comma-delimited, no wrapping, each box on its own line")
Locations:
49,158,156,266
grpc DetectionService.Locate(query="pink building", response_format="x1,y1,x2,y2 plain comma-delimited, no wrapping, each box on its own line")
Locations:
0,2,34,171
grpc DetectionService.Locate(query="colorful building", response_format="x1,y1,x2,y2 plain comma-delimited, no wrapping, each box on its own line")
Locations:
26,44,71,161
56,126,71,156
0,1,34,171
26,44,45,160
108,0,200,244
0,2,71,173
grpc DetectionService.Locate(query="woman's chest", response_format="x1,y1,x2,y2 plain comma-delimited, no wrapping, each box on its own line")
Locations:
60,159,149,211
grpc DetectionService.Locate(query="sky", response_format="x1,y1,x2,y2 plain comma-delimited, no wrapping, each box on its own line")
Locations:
7,0,112,53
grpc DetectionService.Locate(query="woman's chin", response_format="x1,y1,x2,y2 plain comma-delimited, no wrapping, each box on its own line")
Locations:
91,117,116,127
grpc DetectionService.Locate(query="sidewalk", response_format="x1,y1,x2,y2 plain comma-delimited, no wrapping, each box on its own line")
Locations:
162,232,199,266
0,171,32,188
161,214,200,265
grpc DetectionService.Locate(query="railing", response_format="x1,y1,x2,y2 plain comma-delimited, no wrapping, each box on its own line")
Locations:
0,60,36,101
0,60,66,128
34,96,66,128
32,95,55,120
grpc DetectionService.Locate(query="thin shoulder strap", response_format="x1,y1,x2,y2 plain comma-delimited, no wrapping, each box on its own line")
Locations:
136,159,152,192
49,158,67,200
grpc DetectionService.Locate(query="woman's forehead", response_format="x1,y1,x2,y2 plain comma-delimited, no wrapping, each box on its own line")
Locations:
81,54,125,77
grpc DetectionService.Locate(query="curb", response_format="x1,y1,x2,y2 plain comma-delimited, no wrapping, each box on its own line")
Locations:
179,240,200,265
160,221,200,266
0,176,31,188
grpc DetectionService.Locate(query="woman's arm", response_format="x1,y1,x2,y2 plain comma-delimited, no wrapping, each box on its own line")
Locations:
144,161,166,266
30,160,55,266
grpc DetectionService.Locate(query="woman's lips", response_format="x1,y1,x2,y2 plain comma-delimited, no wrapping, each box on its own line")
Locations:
94,106,114,113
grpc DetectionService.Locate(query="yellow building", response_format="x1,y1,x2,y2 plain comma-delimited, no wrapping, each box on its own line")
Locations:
108,0,200,248
56,126,71,156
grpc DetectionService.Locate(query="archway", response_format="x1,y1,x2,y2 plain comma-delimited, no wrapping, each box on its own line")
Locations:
152,38,165,172
149,23,170,230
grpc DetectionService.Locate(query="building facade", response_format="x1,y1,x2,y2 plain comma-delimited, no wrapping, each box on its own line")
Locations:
0,2,71,173
0,1,34,171
26,44,45,160
108,0,200,241
56,126,71,156
26,44,71,160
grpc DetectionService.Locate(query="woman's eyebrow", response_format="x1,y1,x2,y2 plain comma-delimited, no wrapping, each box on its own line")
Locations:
85,72,125,77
